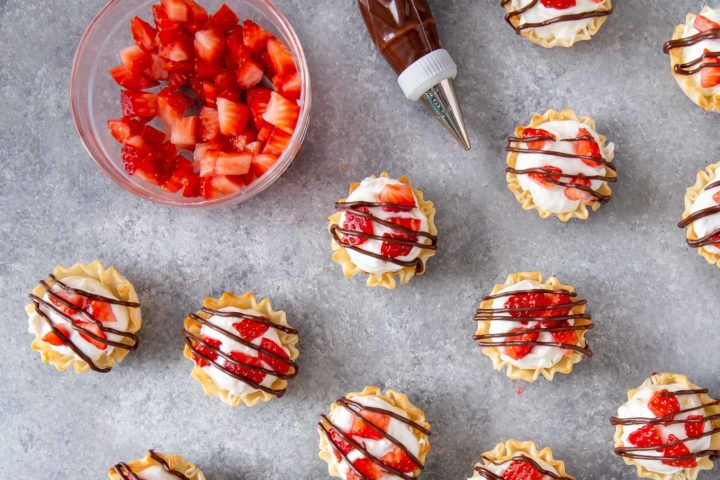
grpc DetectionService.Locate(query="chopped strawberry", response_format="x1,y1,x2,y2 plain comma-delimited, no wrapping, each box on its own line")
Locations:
121,136,157,179
714,191,720,205
49,291,85,315
504,460,543,480
107,117,143,143
75,320,107,350
350,410,390,440
257,124,273,143
198,107,220,142
192,335,221,366
217,97,250,136
266,38,297,78
197,147,220,177
348,458,382,480
184,1,210,32
247,87,272,128
381,447,417,473
262,91,299,134
528,165,562,189
263,128,291,155
130,16,157,52
120,45,152,75
210,174,244,195
214,71,236,91
340,206,373,246
42,324,72,346
110,66,159,90
236,59,264,89
627,424,664,449
228,134,248,152
694,14,720,33
161,0,189,22
141,124,167,148
505,291,572,320
121,90,158,118
701,49,720,88
662,434,697,468
539,0,576,9
225,351,266,384
544,320,578,352
250,153,278,177
159,38,194,62
503,327,540,360
210,4,240,33
649,389,681,420
242,19,273,54
215,151,252,175
162,157,195,193
576,128,603,167
259,338,291,375
381,217,420,258
171,116,199,148
232,319,269,340
327,428,354,462
273,72,302,102
685,415,706,439
148,54,170,80
225,27,249,65
157,89,190,128
194,29,225,63
85,300,117,323
379,183,416,209
564,176,593,201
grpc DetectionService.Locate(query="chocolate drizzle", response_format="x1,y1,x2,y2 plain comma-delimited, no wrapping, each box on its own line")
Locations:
501,0,613,33
30,274,140,373
112,450,191,480
183,307,298,397
677,180,720,248
611,389,720,463
663,24,720,77
331,200,438,273
474,288,593,356
319,396,430,480
473,454,572,480
506,134,617,204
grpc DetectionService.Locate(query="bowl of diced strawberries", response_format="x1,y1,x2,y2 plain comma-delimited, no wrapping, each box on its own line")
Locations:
70,0,310,207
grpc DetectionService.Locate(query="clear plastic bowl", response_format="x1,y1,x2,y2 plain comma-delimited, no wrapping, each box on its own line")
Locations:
70,0,311,208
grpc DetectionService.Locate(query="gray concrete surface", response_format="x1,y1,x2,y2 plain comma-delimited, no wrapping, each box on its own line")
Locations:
2,0,720,478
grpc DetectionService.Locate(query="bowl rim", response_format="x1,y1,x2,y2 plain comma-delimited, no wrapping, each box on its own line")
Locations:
69,0,312,208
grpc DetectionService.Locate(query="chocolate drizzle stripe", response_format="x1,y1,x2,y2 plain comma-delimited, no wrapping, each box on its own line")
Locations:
474,454,572,480
49,274,140,307
663,28,720,53
507,168,613,203
112,463,140,480
506,136,616,169
705,180,720,191
335,201,437,239
501,0,612,33
112,451,190,480
482,288,574,300
678,204,720,248
199,307,298,335
674,51,720,75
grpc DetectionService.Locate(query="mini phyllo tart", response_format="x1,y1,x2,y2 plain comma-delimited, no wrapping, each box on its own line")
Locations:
501,0,613,48
183,292,299,407
611,372,720,480
108,450,205,480
328,173,438,289
318,386,431,480
678,161,720,267
25,260,141,373
663,6,720,113
473,272,593,382
470,440,574,479
506,109,616,221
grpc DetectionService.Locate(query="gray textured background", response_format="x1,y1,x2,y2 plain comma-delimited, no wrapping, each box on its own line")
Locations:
1,0,719,479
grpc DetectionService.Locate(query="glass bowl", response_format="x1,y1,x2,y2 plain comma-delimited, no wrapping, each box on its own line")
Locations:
70,0,311,208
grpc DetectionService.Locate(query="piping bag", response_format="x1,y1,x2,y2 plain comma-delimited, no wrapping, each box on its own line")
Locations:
358,0,471,150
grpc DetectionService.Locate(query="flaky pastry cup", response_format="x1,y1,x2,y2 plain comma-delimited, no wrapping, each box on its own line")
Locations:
472,439,574,479
667,7,720,113
506,108,616,221
681,161,720,267
107,451,205,480
328,172,437,289
502,0,612,48
613,372,720,480
475,272,590,382
182,291,299,408
25,260,142,373
318,386,431,479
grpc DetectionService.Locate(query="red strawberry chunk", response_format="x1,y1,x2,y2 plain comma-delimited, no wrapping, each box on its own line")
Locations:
340,206,373,246
380,217,421,258
273,72,302,102
262,92,299,134
543,320,578,351
75,320,107,350
85,300,117,323
194,29,225,63
161,157,195,193
130,16,157,52
379,183,416,209
107,117,143,143
121,90,158,118
564,176,593,201
700,50,720,88
247,87,272,128
157,89,190,128
159,38,194,63
161,0,189,22
504,459,544,480
327,428,354,462
171,116,199,148
522,127,555,150
210,4,240,33
576,128,603,167
259,338,291,375
350,410,390,440
266,38,297,78
215,151,252,175
649,389,681,420
242,19,273,54
197,147,220,177
528,165,562,189
120,45,152,74
210,174,244,195
503,327,540,360
245,140,262,155
199,107,220,142
694,14,720,33
540,0,576,9
110,66,159,90
628,424,664,449
148,54,170,80
263,128,291,155
226,27,249,65
192,335,221,366
217,97,250,136
381,447,417,473
685,415,706,439
505,291,572,320
713,191,720,205
141,124,167,148
42,324,71,347
251,153,278,177
226,351,266,384
662,434,697,468
236,59,264,89
49,291,85,315
232,319,269,340
348,458,382,480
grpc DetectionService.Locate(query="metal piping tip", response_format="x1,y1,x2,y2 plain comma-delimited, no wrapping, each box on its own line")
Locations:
420,78,471,151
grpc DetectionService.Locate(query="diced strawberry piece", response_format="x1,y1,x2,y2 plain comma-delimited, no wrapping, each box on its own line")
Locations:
246,141,262,156
182,172,201,197
348,458,382,480
161,0,189,22
75,320,107,351
247,87,272,128
42,324,71,346
251,153,278,177
504,460,543,480
262,128,291,155
157,89,190,128
505,291,572,320
236,59,264,89
192,335,221,366
217,97,250,136
214,71,235,92
262,91,299,134
121,90,158,118
528,165,562,189
184,0,210,33
226,27,249,65
194,29,225,63
257,124,273,143
120,45,152,74
504,327,540,360
210,4,240,33
260,338,291,375
107,116,144,143
200,176,218,199
159,38,193,62
649,389,681,420
110,65,159,90
140,125,166,148
225,350,266,384
350,410,390,440
662,434,697,468
215,151,252,175
148,53,170,80
628,424,664,449
85,300,117,323
266,38,297,78
379,183,416,209
198,107,220,142
231,319,269,340
714,191,720,205
211,174,244,195
227,134,248,152
171,116,199,148
685,415,706,439
522,127,555,150
694,14,720,33
157,25,185,45
701,58,720,88
327,428,354,462
564,176,593,201
540,0,576,9
130,16,157,52
121,136,163,184
242,19,273,54
544,320,578,352
49,291,85,315
198,147,220,177
273,72,302,102
153,3,173,28
381,217,420,258
576,128,603,167
381,447,417,473
160,157,194,194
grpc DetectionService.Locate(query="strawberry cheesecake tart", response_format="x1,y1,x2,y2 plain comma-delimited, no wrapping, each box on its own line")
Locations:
663,6,720,113
678,161,720,268
500,0,613,48
505,109,616,221
469,440,574,479
328,173,438,289
108,450,205,480
25,261,141,373
318,386,431,480
182,291,299,407
611,372,720,479
474,272,593,382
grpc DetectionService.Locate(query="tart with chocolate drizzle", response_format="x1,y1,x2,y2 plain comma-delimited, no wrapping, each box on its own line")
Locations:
611,372,720,480
183,291,299,408
328,172,437,289
474,272,592,382
108,450,205,480
663,6,720,113
678,161,720,268
318,386,431,480
506,109,616,221
25,260,141,373
500,0,612,48
469,440,575,480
